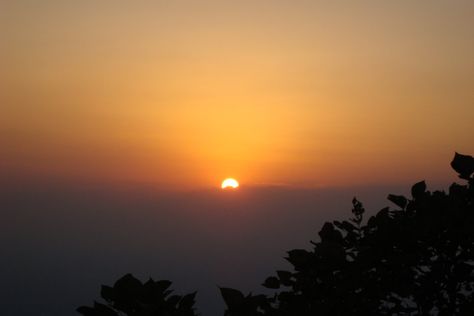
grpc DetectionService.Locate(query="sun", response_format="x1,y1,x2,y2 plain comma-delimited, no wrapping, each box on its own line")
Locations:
221,178,239,189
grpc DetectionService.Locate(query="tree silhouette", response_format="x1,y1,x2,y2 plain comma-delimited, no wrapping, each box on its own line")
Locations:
78,153,474,315
222,152,474,315
77,274,198,316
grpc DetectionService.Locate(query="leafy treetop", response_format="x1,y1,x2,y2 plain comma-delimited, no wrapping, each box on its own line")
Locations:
78,152,474,316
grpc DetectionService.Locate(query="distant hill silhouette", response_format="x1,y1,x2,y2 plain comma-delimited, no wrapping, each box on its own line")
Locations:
78,153,474,315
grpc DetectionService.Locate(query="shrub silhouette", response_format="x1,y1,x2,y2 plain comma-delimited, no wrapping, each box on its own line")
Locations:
222,152,474,315
78,153,474,315
77,274,198,316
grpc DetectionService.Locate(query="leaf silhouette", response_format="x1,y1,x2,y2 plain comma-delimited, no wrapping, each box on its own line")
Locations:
100,285,115,302
451,152,474,180
179,292,197,310
411,180,426,199
286,249,311,271
219,287,245,309
387,194,408,209
276,270,293,286
262,277,280,289
319,222,343,243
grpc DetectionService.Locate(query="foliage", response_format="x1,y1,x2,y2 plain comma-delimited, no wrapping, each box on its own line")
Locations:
77,274,198,316
222,152,474,315
78,153,474,315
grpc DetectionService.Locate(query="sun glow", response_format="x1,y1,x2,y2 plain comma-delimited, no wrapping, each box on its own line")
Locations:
221,178,239,189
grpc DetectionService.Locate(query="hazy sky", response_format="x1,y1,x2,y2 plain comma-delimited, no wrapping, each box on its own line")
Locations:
2,0,473,189
0,183,406,316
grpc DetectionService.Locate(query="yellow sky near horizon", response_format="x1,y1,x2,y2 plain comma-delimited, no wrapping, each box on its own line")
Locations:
1,1,473,189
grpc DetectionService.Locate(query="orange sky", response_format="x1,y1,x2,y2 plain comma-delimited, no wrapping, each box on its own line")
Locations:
1,1,473,189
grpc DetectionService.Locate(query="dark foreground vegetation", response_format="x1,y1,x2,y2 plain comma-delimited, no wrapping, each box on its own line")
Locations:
78,153,474,315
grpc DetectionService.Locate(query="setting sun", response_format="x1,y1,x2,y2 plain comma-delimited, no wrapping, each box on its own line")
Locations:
221,178,239,189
